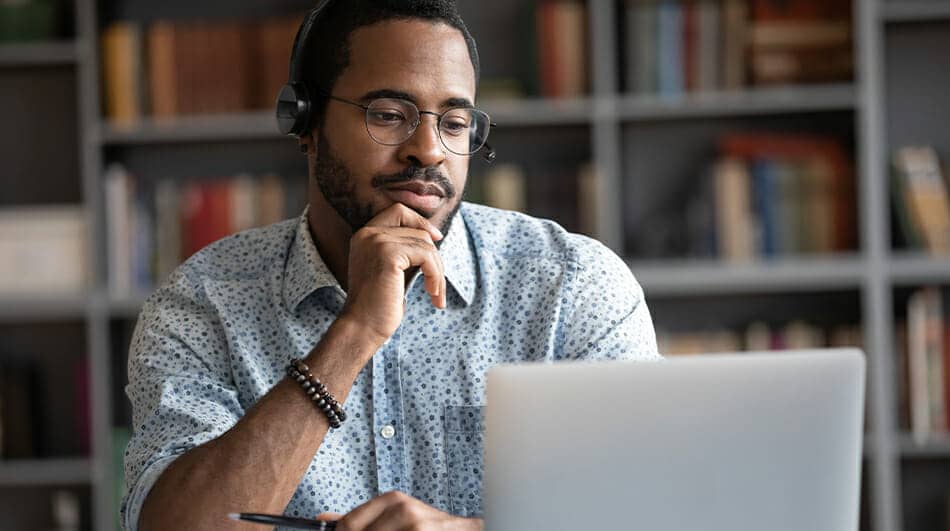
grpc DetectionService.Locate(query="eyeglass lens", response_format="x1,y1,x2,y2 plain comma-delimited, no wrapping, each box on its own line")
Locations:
364,98,490,155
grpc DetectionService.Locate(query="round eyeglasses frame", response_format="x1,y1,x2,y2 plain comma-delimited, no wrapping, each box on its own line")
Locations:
323,93,496,157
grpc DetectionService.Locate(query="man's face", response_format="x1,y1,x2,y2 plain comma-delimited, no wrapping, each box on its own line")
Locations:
309,19,476,236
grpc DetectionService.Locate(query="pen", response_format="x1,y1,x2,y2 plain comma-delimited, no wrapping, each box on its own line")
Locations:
228,512,337,529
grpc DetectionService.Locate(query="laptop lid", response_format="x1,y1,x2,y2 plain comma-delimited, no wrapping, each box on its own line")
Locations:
483,349,865,531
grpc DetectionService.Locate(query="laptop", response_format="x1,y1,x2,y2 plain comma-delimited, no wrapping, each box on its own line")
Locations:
483,349,866,531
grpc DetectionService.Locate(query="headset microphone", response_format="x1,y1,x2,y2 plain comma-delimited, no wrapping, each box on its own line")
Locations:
483,143,496,163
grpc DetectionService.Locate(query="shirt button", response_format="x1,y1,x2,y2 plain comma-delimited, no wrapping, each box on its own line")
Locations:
380,424,396,439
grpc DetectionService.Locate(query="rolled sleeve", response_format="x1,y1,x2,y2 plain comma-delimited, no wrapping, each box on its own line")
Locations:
121,267,244,530
557,237,661,362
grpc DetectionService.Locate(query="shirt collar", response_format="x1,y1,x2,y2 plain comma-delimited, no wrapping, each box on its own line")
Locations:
283,206,341,312
283,204,477,312
439,204,476,307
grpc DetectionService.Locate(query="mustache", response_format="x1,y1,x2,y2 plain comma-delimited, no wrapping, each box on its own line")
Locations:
371,166,456,199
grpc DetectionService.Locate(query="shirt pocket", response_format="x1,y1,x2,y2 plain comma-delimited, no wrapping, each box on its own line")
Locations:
444,404,486,518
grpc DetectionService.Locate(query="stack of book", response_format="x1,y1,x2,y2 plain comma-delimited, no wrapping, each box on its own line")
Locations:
0,356,89,459
622,0,852,96
896,287,950,445
689,132,855,261
104,164,306,294
100,15,300,125
658,320,862,356
892,146,950,255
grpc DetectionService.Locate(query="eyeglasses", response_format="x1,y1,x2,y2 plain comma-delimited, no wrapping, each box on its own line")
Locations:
324,94,495,157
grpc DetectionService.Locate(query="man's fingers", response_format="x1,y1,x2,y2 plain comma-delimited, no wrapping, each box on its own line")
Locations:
366,229,445,308
365,203,443,241
315,512,343,521
334,492,396,530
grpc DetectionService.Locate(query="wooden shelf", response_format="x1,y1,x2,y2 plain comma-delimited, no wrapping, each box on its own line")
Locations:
882,1,950,22
100,111,283,144
629,255,866,297
0,41,78,67
98,85,858,145
481,97,594,126
898,433,950,458
889,253,950,285
0,458,91,486
617,84,857,121
0,292,89,321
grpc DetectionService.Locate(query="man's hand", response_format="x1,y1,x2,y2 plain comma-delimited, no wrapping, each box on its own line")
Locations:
315,491,483,531
339,203,446,346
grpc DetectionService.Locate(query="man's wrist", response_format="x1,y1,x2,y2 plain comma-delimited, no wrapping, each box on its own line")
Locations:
323,314,389,360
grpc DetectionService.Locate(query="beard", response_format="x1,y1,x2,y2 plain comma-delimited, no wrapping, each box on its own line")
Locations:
313,130,463,244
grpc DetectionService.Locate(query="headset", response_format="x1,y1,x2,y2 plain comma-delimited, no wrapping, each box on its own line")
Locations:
274,0,496,163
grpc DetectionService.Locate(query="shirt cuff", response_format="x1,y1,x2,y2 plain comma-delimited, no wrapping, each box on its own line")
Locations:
123,454,180,531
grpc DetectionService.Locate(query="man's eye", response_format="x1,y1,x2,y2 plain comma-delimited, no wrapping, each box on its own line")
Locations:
370,111,406,124
441,121,470,135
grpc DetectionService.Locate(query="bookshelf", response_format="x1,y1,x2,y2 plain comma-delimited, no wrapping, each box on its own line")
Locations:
0,41,78,66
1,0,950,530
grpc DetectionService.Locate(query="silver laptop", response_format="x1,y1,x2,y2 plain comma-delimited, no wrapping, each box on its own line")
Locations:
484,349,865,531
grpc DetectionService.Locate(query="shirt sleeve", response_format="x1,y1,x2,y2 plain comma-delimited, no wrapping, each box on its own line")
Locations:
556,237,662,362
121,267,245,531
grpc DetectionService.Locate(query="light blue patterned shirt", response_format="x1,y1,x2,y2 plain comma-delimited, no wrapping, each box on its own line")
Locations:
122,202,659,529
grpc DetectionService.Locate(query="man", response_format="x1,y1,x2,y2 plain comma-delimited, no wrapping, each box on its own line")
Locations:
122,1,660,530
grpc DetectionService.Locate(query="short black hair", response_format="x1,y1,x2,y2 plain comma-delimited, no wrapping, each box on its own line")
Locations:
300,0,480,126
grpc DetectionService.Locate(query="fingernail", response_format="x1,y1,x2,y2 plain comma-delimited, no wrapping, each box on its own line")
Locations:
432,225,444,239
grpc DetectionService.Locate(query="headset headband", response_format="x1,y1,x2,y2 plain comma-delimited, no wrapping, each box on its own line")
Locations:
288,0,333,85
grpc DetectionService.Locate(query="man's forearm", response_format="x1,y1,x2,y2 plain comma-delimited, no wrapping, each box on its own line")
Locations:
139,316,380,531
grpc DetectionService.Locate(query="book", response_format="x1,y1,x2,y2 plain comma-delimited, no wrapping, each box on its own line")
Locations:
0,205,88,294
657,0,684,97
696,0,720,92
893,146,950,255
536,0,587,98
0,361,43,458
483,164,527,213
147,21,178,118
746,0,853,85
536,1,561,98
907,287,947,444
101,22,143,125
105,164,134,294
625,0,657,94
577,163,599,237
721,0,747,90
713,157,754,261
556,0,587,97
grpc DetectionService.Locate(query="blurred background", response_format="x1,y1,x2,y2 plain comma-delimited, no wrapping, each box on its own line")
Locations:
0,0,949,529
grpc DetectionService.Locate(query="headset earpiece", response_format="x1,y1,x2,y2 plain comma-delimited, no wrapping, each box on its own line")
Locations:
275,0,333,137
276,82,311,136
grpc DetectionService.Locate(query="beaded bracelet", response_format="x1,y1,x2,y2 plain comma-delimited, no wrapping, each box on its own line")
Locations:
288,358,347,429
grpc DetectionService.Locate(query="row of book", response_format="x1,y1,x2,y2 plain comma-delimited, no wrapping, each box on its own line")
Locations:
622,0,852,96
0,357,89,459
105,164,306,294
470,162,599,237
896,287,950,444
891,146,950,256
693,133,855,260
657,320,862,356
101,15,300,124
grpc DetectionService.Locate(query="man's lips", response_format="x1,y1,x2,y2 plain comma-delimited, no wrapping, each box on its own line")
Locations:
384,181,445,197
382,181,445,212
